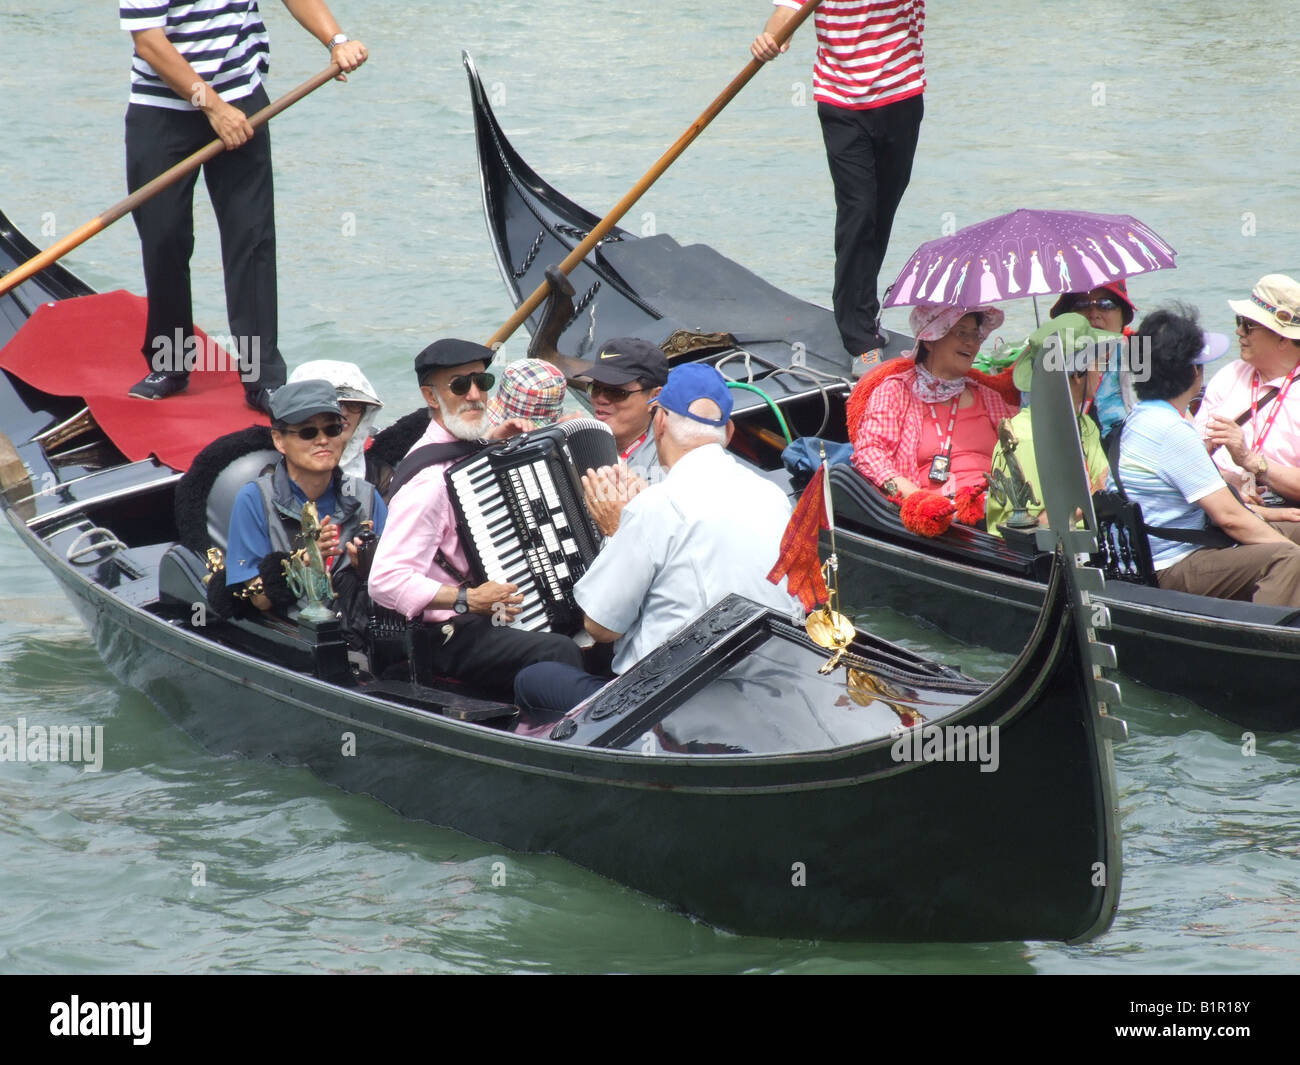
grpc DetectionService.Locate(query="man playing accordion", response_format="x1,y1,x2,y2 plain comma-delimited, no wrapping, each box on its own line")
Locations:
368,339,583,696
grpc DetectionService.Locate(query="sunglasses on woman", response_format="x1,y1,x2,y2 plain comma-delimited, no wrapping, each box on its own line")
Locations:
280,421,346,441
1068,296,1121,313
448,372,495,396
589,382,648,403
1236,315,1271,335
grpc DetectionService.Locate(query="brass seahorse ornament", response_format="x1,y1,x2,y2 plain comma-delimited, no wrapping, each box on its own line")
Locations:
283,500,337,622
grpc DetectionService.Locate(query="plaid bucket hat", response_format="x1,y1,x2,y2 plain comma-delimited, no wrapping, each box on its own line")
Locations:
485,360,567,426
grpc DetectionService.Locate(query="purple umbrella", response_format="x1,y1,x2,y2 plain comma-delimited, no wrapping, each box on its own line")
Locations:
883,209,1177,309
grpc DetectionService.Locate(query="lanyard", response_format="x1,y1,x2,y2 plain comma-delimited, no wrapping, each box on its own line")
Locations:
620,432,648,462
1249,364,1299,451
926,396,961,461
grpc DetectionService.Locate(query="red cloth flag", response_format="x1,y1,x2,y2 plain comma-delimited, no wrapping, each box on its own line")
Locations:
768,467,831,611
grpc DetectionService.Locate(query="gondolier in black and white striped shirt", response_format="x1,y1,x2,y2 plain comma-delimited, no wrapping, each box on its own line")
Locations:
120,1,367,411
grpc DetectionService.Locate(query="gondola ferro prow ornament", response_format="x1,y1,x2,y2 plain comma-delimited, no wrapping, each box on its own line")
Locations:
1028,313,1128,935
987,419,1040,530
1027,314,1129,743
284,500,336,622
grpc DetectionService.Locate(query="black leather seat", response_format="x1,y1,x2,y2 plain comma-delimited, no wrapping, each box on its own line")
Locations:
160,427,278,608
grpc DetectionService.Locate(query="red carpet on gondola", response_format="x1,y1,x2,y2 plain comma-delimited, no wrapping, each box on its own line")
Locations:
0,290,268,471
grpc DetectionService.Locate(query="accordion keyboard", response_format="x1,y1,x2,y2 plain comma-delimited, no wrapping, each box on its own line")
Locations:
448,419,617,633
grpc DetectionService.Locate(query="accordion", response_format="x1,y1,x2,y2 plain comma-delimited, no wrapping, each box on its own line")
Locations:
447,418,618,634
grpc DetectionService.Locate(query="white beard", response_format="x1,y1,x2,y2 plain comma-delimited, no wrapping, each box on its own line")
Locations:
441,401,487,441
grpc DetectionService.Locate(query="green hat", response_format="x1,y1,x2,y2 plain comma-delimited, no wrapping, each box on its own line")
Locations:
1011,313,1123,392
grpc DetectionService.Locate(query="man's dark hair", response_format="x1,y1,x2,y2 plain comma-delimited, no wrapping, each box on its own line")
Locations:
1133,304,1204,401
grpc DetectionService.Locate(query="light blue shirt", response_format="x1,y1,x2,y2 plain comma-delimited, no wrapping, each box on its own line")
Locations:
1093,370,1128,438
1112,400,1225,569
576,443,799,673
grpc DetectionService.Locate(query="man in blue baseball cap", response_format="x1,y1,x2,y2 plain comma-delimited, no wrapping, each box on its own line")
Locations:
514,363,799,718
581,359,736,535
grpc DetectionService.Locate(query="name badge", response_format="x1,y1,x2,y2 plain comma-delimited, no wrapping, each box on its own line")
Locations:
928,454,951,484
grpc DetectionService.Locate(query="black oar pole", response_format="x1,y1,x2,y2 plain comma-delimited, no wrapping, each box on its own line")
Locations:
486,0,824,349
0,63,343,299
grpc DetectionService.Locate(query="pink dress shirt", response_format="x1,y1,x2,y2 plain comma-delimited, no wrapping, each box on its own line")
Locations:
368,418,471,623
1194,359,1300,492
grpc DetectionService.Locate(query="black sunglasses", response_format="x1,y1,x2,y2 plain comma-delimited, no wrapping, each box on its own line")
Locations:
589,382,648,403
1069,296,1121,313
280,421,345,441
448,372,495,396
1236,315,1270,335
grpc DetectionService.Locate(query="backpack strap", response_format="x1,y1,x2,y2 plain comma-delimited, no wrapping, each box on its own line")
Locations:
388,439,487,499
1231,385,1279,427
1107,423,1234,549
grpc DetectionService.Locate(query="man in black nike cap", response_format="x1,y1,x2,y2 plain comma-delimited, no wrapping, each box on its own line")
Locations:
568,336,669,536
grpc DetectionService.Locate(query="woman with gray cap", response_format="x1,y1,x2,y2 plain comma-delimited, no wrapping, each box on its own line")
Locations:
568,337,669,477
223,378,386,626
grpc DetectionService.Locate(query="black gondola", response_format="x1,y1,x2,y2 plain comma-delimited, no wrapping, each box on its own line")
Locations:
466,53,1300,733
0,195,1124,942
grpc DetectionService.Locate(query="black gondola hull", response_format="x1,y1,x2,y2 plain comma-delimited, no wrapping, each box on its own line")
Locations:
24,509,1114,941
2,161,1120,944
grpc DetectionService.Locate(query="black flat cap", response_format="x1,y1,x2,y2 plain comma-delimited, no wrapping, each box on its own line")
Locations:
569,336,669,387
414,338,495,381
269,379,342,425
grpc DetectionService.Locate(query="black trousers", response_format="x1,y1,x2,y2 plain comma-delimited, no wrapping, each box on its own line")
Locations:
513,662,612,718
125,85,286,392
412,615,584,700
818,94,924,359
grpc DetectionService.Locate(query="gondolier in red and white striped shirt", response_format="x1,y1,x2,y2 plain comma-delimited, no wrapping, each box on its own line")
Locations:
752,0,925,364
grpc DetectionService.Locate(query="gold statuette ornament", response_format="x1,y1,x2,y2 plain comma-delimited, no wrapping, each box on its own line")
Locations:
283,500,337,622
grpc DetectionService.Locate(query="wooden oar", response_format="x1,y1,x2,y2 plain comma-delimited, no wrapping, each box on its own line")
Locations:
486,0,823,349
0,63,343,299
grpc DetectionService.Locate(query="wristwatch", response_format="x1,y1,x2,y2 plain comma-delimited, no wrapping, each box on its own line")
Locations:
1257,456,1270,482
327,33,349,51
453,586,469,614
